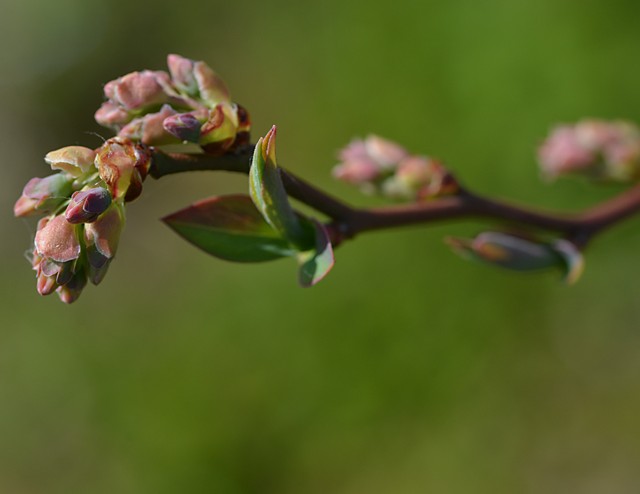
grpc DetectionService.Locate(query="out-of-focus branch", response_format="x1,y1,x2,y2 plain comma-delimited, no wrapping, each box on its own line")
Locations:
150,147,640,247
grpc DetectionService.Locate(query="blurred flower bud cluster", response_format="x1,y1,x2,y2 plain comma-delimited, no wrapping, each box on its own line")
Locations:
14,138,147,303
95,54,250,154
446,231,584,284
333,135,456,201
538,120,640,182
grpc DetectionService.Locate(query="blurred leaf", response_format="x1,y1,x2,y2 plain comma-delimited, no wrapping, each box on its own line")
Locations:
297,220,335,287
163,194,294,262
249,126,313,249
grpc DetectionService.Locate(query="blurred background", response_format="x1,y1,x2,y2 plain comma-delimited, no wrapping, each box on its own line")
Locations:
3,0,640,492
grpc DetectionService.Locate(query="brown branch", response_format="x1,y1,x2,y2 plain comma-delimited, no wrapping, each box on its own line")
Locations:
149,147,640,247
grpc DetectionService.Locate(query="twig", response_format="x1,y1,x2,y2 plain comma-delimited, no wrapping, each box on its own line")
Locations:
150,147,640,247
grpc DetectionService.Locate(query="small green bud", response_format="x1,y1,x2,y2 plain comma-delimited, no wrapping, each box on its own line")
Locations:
446,231,584,283
199,103,239,154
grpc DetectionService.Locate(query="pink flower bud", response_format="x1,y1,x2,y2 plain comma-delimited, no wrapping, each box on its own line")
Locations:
364,135,409,167
94,101,132,128
96,137,152,202
105,70,172,111
539,120,640,181
14,174,73,217
34,215,81,263
167,54,198,95
44,146,96,177
334,136,407,186
119,104,179,145
64,187,112,224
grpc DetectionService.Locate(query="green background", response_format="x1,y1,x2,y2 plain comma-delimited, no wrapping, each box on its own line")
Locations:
3,0,640,492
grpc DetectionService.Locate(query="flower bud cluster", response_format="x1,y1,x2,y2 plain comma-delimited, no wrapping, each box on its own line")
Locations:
538,119,640,182
333,135,457,201
95,54,251,154
14,138,146,303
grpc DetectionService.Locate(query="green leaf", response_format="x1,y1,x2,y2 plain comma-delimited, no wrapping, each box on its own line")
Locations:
162,195,294,262
249,126,313,250
297,220,335,287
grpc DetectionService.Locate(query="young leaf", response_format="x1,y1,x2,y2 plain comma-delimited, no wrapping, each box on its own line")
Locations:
249,126,313,250
163,194,294,262
297,220,335,287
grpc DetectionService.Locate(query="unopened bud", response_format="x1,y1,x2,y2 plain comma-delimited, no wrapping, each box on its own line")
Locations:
84,202,125,284
539,120,640,182
34,215,81,263
104,70,172,112
162,112,203,143
199,103,239,154
44,146,96,177
194,61,231,106
96,137,152,202
94,101,132,128
119,104,179,146
14,173,73,217
56,268,88,304
446,232,584,283
64,187,112,224
167,54,199,96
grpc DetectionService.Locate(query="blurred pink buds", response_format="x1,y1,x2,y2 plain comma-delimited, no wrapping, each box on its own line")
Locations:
96,137,152,202
334,135,456,200
446,231,584,284
539,120,640,181
44,146,96,177
14,173,73,217
64,187,112,224
84,202,125,285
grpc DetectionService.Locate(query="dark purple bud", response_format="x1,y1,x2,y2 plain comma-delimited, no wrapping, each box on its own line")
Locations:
163,112,203,143
64,187,112,224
